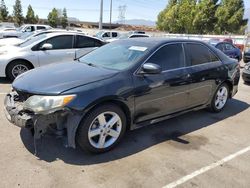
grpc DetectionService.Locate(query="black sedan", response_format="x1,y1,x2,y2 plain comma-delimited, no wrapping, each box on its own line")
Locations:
4,38,240,153
243,49,250,63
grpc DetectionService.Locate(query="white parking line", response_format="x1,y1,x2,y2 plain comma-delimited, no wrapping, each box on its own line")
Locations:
163,146,250,188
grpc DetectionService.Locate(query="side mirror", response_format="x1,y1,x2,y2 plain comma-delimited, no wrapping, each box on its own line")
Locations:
141,63,162,74
41,43,53,50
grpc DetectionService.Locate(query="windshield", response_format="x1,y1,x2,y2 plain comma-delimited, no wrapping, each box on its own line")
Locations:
79,42,149,71
96,31,104,38
19,32,34,39
16,26,25,32
18,34,47,48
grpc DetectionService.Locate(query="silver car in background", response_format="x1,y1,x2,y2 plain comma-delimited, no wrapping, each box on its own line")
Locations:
0,32,104,80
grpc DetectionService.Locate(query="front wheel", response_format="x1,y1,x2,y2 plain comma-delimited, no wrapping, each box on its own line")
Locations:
209,83,229,112
76,104,127,153
6,61,32,81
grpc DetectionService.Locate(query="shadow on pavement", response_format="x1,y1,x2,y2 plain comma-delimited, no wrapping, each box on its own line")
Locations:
0,77,11,84
20,98,249,165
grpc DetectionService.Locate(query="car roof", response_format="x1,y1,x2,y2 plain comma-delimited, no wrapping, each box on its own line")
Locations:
129,34,149,37
22,24,51,28
117,37,208,47
212,41,234,46
43,32,103,41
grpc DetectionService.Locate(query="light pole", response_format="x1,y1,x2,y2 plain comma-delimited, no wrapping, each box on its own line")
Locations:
99,0,103,30
109,0,113,30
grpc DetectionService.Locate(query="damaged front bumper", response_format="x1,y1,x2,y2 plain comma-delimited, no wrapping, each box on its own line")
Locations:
4,92,33,128
4,92,83,150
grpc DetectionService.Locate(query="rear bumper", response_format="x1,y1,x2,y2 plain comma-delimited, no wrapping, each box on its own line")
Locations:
4,92,33,128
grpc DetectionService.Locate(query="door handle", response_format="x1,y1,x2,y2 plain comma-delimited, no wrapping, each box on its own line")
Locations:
66,52,74,55
186,74,191,78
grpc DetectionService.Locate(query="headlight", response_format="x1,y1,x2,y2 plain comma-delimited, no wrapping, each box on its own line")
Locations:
23,95,76,114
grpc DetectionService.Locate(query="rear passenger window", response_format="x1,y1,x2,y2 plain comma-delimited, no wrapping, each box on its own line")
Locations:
37,26,46,30
75,35,102,48
185,43,219,66
112,32,118,37
147,44,185,71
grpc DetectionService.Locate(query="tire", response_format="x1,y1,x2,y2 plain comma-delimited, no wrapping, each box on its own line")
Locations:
209,83,229,113
6,60,32,81
76,104,127,153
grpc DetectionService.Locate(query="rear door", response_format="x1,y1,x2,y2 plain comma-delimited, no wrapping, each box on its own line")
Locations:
184,43,222,108
36,35,75,66
74,35,103,57
133,43,190,123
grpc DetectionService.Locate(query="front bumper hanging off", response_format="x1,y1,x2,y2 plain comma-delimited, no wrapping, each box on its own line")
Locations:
4,92,33,128
4,92,83,152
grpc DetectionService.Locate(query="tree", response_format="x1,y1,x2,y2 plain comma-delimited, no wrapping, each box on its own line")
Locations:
25,5,37,24
193,0,218,34
215,0,247,34
0,0,8,21
61,8,68,28
35,15,39,23
13,0,23,26
156,0,177,31
157,0,196,34
157,0,247,34
48,8,59,27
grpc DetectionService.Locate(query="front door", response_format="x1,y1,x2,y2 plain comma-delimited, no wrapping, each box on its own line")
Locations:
36,35,75,66
133,43,190,123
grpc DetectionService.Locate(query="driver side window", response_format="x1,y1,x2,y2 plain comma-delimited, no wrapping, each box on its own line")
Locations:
24,26,35,32
147,44,185,71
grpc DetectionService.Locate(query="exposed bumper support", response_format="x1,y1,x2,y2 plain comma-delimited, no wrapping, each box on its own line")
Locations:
4,92,83,152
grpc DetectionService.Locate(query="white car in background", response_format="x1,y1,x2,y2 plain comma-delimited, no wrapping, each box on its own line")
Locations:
106,33,150,43
0,24,52,39
95,31,120,41
0,32,104,80
0,32,34,47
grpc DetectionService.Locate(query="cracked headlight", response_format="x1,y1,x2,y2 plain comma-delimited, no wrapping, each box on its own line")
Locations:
23,95,76,114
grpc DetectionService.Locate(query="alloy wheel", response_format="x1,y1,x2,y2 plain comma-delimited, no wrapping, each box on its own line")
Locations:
215,86,228,110
88,111,122,149
12,64,29,78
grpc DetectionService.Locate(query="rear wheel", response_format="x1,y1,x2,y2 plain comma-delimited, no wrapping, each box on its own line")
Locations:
209,83,229,112
6,60,32,81
76,104,127,153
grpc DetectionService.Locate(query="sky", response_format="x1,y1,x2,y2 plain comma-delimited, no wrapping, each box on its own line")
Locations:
5,0,250,23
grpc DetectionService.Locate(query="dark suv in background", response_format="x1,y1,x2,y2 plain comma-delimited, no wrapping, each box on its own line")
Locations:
4,38,240,154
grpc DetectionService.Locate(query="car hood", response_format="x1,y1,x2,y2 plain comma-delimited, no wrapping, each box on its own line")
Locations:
13,62,119,95
0,38,23,47
0,45,21,53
